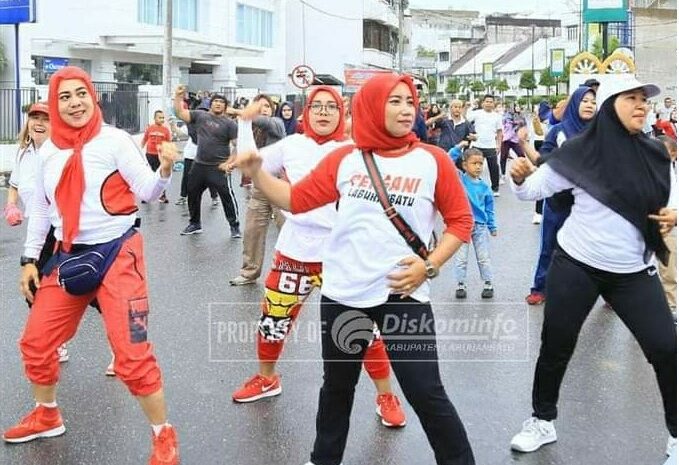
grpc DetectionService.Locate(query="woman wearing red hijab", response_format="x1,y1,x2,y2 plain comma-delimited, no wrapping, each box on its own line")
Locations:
3,67,179,465
231,74,475,464
230,86,407,429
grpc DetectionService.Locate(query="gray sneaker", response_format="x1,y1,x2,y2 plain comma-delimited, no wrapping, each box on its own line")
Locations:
180,223,203,235
230,225,242,238
229,276,256,286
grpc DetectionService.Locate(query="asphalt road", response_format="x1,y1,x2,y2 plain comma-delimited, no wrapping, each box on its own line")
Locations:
0,169,671,465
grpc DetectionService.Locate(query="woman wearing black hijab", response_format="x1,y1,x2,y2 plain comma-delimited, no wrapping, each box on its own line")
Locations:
508,77,677,456
277,101,298,136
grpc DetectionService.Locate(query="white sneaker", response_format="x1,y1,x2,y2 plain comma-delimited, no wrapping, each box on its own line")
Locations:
499,176,506,185
493,191,500,197
510,417,557,452
57,344,69,363
667,435,677,456
532,213,542,225
105,355,115,377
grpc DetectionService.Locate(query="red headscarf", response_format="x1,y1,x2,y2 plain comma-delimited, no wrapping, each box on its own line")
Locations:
351,73,419,151
302,86,346,144
49,66,103,251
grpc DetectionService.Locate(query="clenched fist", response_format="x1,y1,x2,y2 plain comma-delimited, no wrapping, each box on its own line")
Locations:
510,157,535,185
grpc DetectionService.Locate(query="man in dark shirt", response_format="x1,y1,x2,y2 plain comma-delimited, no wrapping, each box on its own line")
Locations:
435,99,476,152
173,85,241,237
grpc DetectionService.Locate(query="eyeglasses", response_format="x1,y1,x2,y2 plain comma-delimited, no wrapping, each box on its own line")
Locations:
308,103,339,114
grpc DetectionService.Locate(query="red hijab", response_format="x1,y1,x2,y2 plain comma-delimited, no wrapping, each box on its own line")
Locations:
49,66,103,251
351,73,419,151
302,86,346,144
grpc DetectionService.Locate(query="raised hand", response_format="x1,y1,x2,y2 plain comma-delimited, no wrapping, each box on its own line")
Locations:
157,142,179,178
510,157,535,185
225,149,263,178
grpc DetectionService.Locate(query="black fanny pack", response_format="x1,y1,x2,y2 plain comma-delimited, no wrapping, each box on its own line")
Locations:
43,228,137,296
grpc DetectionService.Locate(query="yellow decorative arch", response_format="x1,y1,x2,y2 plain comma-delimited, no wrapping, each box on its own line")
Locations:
602,52,636,74
570,52,605,74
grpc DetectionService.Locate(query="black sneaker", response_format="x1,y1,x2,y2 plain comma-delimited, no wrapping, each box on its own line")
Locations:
159,194,169,204
455,283,467,299
230,225,242,239
481,281,494,299
180,223,203,235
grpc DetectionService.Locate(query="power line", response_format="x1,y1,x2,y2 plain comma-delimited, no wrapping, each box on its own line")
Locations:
297,0,363,21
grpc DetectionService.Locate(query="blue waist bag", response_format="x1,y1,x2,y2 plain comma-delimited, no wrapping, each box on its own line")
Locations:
43,228,137,296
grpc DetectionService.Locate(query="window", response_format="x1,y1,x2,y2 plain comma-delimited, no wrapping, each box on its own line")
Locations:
138,0,197,31
439,51,450,62
236,3,274,48
566,25,578,42
363,20,397,54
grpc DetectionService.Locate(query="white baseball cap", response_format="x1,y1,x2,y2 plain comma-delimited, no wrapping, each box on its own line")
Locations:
596,75,661,109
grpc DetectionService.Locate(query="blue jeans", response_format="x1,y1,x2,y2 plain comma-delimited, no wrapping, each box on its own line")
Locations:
531,201,569,293
455,223,493,283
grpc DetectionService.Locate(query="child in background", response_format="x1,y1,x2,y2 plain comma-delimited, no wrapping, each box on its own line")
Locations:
141,110,172,203
455,147,497,299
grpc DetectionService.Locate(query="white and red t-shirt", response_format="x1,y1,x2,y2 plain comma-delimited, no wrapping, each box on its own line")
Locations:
290,142,473,308
9,144,41,217
24,125,170,258
142,124,171,155
261,133,352,263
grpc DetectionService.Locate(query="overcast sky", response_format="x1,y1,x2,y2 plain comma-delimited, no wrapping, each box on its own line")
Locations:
408,0,577,18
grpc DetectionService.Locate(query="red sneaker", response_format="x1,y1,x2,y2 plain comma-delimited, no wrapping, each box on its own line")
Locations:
2,405,65,443
232,374,282,403
376,393,407,428
525,291,546,306
149,425,179,465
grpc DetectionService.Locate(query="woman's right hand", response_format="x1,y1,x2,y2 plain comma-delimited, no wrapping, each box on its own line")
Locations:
226,149,263,178
510,158,535,185
20,264,40,304
4,203,23,226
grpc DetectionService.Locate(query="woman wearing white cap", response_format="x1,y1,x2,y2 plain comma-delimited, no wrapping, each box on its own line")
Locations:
508,76,677,456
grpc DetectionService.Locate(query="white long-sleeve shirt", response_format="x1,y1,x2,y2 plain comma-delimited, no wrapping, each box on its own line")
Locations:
24,125,170,258
9,144,41,217
511,164,648,273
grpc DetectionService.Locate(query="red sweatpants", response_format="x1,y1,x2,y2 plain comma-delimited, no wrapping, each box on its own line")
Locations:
19,233,163,396
257,251,391,380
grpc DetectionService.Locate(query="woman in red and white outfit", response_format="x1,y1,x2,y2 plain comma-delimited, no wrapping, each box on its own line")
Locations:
230,86,407,428
2,67,179,465
232,74,475,465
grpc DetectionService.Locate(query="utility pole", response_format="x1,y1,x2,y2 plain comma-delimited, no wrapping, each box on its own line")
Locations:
398,0,404,73
163,0,173,113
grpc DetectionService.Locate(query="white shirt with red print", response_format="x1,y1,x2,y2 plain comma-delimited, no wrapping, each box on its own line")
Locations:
24,125,170,258
261,133,352,263
290,142,473,308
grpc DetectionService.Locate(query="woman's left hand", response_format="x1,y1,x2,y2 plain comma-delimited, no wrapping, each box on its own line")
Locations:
649,207,678,235
387,256,428,299
157,142,179,178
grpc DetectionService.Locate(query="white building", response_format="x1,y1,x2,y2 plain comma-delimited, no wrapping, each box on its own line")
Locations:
0,0,288,94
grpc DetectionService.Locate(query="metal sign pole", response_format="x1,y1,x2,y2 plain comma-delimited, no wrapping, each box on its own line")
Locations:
15,23,21,133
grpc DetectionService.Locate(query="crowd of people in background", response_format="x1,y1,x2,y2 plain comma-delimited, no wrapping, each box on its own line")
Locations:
2,67,677,465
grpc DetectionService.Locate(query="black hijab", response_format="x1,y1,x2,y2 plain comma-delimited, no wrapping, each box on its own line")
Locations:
545,94,671,265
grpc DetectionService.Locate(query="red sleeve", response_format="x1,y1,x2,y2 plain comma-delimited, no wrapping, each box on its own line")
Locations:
290,144,355,214
419,143,473,242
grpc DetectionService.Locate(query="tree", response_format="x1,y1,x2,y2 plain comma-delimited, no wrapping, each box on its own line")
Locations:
416,46,436,58
539,68,556,96
590,34,621,60
496,79,510,101
446,78,461,96
519,71,537,99
427,75,437,95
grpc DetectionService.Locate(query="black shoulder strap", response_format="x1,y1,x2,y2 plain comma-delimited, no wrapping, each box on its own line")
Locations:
361,150,429,260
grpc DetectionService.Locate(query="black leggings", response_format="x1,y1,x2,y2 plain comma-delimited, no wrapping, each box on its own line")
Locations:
310,295,475,465
532,246,677,437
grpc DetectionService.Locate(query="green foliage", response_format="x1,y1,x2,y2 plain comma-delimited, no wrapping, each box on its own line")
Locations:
519,71,537,90
446,78,461,95
417,46,436,58
470,80,485,93
496,79,510,93
539,68,556,94
590,34,621,60
427,75,437,94
549,94,568,107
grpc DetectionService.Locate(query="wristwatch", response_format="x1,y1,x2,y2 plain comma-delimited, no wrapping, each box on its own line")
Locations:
424,259,439,279
20,256,37,267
